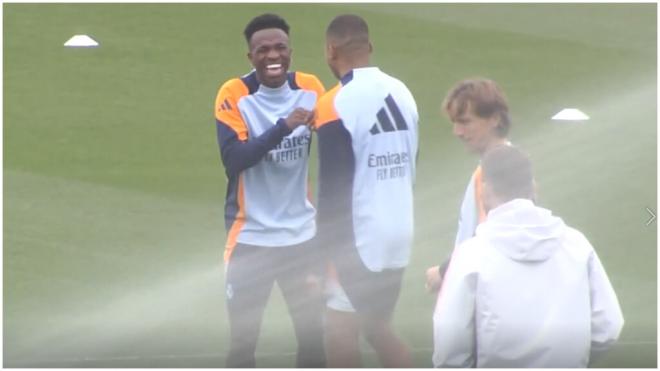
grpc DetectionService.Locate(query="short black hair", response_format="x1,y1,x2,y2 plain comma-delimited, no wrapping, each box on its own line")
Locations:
326,14,370,55
244,13,290,44
326,14,369,40
482,145,534,202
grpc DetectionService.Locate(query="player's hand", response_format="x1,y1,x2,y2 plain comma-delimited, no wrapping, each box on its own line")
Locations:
305,273,324,296
285,108,315,130
425,265,442,293
306,109,318,132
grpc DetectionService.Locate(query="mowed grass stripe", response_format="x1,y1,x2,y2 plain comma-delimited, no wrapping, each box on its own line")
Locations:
3,3,656,368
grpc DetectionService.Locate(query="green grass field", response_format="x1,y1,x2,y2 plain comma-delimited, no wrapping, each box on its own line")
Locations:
4,3,656,368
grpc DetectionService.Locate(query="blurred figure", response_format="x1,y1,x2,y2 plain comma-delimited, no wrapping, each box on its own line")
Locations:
315,14,419,367
213,13,326,368
432,145,624,367
425,78,511,293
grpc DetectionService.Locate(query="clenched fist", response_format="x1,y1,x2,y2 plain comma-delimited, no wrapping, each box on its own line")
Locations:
285,108,315,130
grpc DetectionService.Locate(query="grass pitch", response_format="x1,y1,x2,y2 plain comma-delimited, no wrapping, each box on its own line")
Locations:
4,3,656,367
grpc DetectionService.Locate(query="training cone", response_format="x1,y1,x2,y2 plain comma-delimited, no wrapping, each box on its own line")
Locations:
551,108,589,121
64,34,99,47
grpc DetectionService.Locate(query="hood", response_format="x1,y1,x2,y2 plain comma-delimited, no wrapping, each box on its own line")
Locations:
476,199,566,262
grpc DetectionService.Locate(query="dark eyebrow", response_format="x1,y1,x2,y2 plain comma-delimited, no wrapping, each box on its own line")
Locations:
255,42,287,51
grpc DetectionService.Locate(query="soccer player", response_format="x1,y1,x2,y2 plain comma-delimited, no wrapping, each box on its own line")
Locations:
213,13,326,368
315,14,419,368
425,78,511,292
432,145,624,367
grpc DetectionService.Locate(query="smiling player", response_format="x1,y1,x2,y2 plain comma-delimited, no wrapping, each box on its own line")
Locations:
213,13,326,368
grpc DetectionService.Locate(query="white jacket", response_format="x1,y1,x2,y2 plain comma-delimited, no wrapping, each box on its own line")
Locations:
432,199,624,368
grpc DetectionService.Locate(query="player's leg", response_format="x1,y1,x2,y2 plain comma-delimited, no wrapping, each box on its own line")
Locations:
334,248,412,367
325,309,362,367
276,241,326,367
325,270,362,367
359,269,411,368
225,243,276,368
362,316,412,368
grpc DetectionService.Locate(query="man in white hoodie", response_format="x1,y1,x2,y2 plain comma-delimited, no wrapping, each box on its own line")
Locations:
432,145,624,368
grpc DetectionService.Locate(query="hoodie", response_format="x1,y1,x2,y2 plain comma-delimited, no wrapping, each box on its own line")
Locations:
478,198,565,262
432,199,624,368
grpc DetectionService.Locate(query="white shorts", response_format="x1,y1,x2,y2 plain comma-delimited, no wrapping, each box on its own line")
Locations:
325,274,356,312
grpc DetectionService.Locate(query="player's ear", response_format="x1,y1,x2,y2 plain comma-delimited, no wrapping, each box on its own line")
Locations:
246,39,252,62
325,44,333,59
488,116,500,131
325,40,338,60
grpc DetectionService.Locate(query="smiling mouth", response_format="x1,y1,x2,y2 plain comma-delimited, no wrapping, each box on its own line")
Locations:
265,63,283,77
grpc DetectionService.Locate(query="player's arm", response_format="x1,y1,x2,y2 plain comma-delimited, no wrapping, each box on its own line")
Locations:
214,81,311,176
315,89,354,250
216,119,291,176
428,173,480,293
587,248,624,364
316,120,354,243
425,259,451,293
432,246,477,368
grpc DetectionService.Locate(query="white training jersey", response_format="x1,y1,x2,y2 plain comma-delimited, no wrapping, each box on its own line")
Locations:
455,166,486,247
214,71,325,261
316,67,419,271
455,143,511,249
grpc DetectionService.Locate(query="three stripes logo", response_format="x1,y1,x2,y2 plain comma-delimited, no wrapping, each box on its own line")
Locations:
219,98,233,112
370,94,409,135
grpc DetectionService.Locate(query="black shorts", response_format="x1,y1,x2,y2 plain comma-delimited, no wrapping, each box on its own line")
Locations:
225,240,324,307
224,240,325,367
331,245,404,321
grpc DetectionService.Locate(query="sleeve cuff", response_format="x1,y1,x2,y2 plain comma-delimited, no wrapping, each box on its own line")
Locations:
276,118,293,135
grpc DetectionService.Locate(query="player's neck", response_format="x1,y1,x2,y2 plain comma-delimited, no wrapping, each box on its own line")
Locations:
337,56,371,81
480,138,509,157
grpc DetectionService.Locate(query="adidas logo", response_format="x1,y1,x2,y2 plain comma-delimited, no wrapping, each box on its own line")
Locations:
370,94,409,135
219,98,233,111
